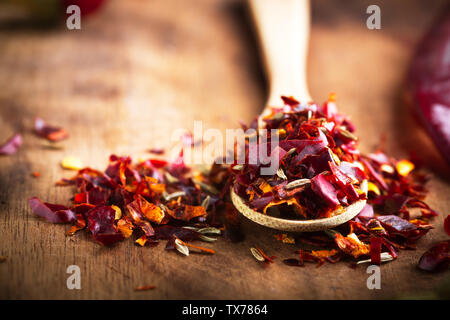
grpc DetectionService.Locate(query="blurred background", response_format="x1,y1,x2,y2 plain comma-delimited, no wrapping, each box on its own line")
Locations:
0,0,448,169
0,0,448,299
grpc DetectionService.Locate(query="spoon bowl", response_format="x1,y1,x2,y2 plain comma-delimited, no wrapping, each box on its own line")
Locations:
231,188,366,232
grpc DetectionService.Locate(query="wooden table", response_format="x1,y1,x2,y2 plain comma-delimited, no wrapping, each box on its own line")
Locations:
0,0,449,299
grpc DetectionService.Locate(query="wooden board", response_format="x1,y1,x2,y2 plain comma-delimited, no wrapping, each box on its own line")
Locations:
0,0,449,299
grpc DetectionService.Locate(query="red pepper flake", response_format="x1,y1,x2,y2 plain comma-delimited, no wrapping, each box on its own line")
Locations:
0,133,22,156
444,215,450,237
29,151,223,251
32,172,41,178
274,233,295,244
148,148,164,155
34,117,68,142
418,240,450,272
370,237,382,265
226,94,439,268
135,285,156,291
334,233,369,258
29,197,76,224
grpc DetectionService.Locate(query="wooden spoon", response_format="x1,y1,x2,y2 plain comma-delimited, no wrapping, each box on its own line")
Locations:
230,0,366,232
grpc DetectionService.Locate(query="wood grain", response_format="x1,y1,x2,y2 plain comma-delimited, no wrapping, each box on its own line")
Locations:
0,0,449,299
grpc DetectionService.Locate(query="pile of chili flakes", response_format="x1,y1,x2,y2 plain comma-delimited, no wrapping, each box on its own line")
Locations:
221,94,448,271
29,152,224,254
27,94,449,272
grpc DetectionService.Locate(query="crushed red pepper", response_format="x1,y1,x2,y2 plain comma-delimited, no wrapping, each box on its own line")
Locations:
34,117,68,142
231,94,368,219
27,94,445,271
418,240,450,272
31,172,41,178
0,133,22,156
135,285,156,291
222,94,441,268
444,215,450,237
29,153,223,250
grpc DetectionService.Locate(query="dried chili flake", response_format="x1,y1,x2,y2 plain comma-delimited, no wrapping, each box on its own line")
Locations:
0,133,22,156
32,172,41,178
61,156,83,170
166,204,206,222
395,159,415,177
117,217,134,238
29,197,76,223
135,235,148,247
311,173,340,209
284,249,336,268
30,151,222,252
230,96,370,220
274,233,295,244
129,195,164,224
34,117,68,142
444,215,450,237
369,237,383,265
377,215,432,240
148,148,165,155
418,240,450,272
135,285,156,291
226,95,435,266
311,249,340,266
334,233,369,258
87,206,124,246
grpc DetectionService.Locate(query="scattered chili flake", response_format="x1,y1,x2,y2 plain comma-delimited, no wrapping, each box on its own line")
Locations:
231,96,368,220
0,133,22,156
34,117,68,142
148,148,165,155
135,235,148,247
395,159,415,177
61,156,83,170
30,152,223,252
135,285,156,291
274,233,295,244
226,94,439,268
444,215,450,237
370,237,382,265
334,233,369,258
29,93,441,270
29,197,76,223
418,240,450,272
32,172,41,178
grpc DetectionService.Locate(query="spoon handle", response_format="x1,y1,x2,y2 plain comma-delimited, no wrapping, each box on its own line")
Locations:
249,0,311,109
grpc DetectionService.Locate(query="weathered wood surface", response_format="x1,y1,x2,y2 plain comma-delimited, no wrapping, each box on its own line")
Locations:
0,0,449,299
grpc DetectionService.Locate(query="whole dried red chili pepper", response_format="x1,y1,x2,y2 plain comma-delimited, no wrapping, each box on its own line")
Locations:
407,5,450,165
